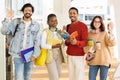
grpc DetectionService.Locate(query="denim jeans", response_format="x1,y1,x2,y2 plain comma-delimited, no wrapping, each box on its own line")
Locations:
89,65,109,80
14,58,33,80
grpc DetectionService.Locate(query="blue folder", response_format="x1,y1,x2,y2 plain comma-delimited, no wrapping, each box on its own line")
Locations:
21,47,34,63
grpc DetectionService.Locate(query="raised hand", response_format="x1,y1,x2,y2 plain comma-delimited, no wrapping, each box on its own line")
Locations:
6,10,14,19
61,25,68,34
108,22,114,33
30,56,36,62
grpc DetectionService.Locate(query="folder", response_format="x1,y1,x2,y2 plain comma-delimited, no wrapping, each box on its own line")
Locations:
48,38,62,45
61,31,78,40
21,47,34,63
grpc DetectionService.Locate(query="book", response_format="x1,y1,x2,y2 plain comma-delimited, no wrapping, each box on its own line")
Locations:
70,31,78,40
21,47,34,63
61,33,70,39
61,31,78,40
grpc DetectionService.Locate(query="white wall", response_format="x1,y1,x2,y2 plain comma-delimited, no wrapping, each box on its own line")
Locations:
41,0,54,29
53,0,71,29
113,0,120,62
0,0,6,79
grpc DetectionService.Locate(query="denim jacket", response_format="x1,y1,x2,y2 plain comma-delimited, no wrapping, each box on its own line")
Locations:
1,18,41,58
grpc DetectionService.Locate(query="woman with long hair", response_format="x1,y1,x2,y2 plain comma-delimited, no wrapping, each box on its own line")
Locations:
84,16,116,80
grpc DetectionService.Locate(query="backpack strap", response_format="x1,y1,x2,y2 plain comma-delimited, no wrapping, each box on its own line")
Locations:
13,18,21,37
66,24,70,32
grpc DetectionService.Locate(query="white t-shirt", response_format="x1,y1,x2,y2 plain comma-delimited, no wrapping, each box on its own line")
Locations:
22,21,31,49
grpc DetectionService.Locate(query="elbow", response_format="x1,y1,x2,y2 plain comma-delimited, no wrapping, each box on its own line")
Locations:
40,43,44,48
41,44,47,49
108,42,116,47
0,27,9,35
1,29,6,35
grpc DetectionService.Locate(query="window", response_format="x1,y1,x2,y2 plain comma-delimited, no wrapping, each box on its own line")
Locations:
5,0,43,19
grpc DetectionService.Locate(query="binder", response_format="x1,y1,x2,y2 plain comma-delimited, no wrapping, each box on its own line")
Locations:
21,47,34,63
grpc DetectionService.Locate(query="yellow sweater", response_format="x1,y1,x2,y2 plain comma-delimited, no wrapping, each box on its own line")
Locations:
84,31,116,67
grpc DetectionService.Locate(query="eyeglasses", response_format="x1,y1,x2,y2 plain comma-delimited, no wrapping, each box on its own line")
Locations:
94,21,101,23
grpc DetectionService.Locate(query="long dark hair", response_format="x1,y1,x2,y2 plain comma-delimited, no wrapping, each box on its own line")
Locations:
90,16,105,31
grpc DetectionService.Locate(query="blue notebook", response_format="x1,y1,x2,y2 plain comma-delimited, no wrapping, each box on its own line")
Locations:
21,47,34,63
61,33,70,39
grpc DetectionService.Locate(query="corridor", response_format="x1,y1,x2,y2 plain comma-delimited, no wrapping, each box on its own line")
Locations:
0,0,120,80
31,58,118,80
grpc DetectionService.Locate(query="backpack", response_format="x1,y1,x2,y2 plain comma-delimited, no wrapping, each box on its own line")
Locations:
6,18,21,57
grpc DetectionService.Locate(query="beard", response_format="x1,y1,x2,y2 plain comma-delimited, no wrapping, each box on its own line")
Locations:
70,16,77,22
24,13,32,18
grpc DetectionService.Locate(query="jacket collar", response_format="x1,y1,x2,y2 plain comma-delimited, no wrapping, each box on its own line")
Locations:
20,17,36,25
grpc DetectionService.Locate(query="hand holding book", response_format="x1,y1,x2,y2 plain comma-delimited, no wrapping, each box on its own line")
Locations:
30,56,36,62
21,47,34,63
70,38,77,45
61,31,78,40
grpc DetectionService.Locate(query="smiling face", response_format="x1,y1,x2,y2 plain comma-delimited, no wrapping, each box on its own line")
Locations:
69,9,78,23
90,16,105,31
23,7,33,19
48,16,58,27
93,18,101,29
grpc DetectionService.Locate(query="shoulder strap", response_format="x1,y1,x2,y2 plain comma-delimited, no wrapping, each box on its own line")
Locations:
66,24,70,32
13,18,21,37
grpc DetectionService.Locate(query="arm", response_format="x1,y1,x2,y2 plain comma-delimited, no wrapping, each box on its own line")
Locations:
41,30,62,49
75,25,88,48
32,23,41,58
105,32,116,47
1,18,15,35
1,10,15,35
41,30,52,49
105,22,116,47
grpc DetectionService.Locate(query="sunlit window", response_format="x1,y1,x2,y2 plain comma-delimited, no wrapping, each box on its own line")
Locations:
5,0,43,19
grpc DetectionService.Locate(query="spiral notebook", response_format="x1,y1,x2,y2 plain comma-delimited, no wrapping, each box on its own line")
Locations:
21,47,34,63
